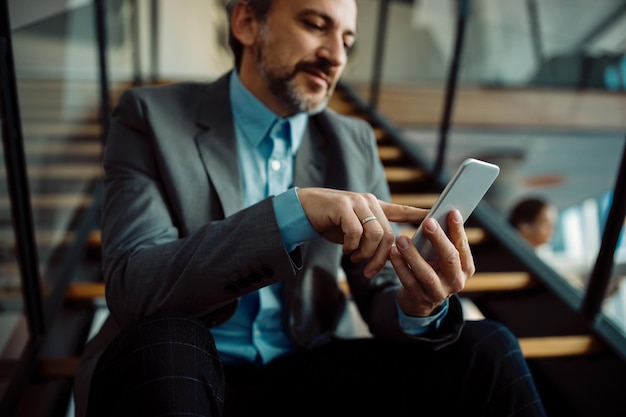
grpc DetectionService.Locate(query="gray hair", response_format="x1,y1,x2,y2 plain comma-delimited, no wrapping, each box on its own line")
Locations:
225,0,274,69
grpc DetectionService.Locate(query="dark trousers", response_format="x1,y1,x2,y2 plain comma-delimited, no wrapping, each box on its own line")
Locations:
86,312,547,417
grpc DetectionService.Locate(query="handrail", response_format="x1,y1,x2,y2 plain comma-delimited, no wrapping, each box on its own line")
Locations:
582,139,626,318
434,0,470,179
368,0,390,111
95,0,112,142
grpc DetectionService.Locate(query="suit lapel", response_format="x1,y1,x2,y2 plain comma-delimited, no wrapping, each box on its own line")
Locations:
193,73,335,216
195,73,244,217
294,114,329,188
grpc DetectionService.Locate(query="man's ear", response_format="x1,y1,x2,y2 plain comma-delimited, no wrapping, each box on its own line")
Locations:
231,2,259,47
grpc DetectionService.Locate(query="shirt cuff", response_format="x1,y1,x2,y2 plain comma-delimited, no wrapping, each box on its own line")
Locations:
273,188,320,252
396,298,449,336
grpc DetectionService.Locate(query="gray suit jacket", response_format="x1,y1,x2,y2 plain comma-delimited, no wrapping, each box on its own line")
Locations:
74,72,464,417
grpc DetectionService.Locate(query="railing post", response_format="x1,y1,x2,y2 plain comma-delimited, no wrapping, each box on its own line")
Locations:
94,0,112,142
582,139,626,319
369,0,390,111
131,0,143,86
435,0,470,180
0,0,45,341
150,0,159,84
526,0,546,82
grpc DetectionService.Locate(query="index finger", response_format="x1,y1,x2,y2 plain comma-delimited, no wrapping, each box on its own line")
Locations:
379,200,429,224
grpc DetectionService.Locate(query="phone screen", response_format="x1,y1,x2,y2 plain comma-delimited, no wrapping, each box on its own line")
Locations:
411,158,500,261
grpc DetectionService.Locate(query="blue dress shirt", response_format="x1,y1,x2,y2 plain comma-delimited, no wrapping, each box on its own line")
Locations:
211,72,448,365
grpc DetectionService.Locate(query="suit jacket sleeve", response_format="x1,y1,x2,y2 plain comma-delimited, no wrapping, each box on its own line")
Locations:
101,84,299,328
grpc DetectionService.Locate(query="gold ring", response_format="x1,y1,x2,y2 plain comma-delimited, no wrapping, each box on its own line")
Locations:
360,215,377,225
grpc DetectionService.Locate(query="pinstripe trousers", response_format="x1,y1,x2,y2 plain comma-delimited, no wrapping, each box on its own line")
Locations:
86,312,546,417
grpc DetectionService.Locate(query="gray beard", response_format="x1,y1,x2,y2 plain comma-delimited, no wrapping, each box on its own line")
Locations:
256,49,330,114
263,69,330,115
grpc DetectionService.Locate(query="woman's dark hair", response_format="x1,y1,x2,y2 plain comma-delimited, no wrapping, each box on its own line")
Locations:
508,198,548,228
225,0,274,70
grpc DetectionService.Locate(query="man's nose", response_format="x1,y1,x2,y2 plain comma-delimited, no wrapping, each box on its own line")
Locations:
317,35,347,68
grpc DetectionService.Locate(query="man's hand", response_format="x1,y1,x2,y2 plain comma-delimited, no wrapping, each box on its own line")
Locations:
389,209,475,317
296,187,428,278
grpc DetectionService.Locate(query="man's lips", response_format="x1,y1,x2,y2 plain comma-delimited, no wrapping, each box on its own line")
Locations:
301,67,331,88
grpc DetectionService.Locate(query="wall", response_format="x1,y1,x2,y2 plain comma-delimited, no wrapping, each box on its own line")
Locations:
8,0,626,85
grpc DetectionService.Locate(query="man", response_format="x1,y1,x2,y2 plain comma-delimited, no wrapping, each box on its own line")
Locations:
74,0,547,416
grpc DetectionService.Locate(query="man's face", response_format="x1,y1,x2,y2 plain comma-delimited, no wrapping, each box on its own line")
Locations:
242,0,357,116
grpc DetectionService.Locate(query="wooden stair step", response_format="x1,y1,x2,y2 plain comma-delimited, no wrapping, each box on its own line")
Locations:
373,128,387,142
17,79,131,92
378,145,406,164
464,272,538,292
67,282,106,300
0,164,103,179
399,225,487,245
65,272,537,303
335,272,539,297
66,275,601,360
518,335,606,358
0,193,94,210
20,108,99,123
391,193,439,208
36,332,604,380
384,166,426,183
22,142,103,156
22,123,102,137
327,97,358,114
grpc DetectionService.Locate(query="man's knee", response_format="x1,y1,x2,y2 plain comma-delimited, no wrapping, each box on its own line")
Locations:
88,312,225,417
457,319,526,366
107,312,218,355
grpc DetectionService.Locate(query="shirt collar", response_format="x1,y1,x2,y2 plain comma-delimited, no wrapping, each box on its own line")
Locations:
230,71,308,154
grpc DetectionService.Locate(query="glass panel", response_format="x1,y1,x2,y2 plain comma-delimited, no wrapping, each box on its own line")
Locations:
0,125,29,406
11,4,101,299
1,0,138,408
600,201,626,333
344,0,626,342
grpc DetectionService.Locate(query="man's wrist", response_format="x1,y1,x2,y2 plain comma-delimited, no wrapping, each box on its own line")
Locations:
396,298,449,336
273,188,319,251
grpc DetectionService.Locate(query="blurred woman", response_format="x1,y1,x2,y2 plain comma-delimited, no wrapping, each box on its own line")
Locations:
508,198,557,249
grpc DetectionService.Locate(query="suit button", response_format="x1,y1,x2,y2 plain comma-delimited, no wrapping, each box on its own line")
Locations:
236,277,250,288
249,271,262,283
225,283,239,293
261,266,274,279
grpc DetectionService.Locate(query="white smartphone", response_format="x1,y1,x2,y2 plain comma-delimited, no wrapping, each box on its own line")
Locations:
411,158,500,261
